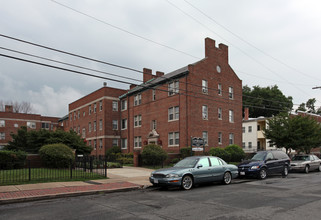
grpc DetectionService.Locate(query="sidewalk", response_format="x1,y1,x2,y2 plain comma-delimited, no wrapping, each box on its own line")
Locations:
0,166,154,205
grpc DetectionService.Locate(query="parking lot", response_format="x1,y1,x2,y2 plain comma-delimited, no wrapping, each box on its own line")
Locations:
1,171,321,220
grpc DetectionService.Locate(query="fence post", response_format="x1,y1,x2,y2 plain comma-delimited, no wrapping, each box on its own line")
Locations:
90,157,93,173
104,156,107,178
70,159,73,179
84,156,86,172
28,160,31,181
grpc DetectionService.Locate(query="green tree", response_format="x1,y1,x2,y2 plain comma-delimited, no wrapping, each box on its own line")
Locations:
264,113,321,154
296,98,321,115
243,85,293,118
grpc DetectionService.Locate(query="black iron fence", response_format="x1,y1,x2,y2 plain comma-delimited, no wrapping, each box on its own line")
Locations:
0,156,110,186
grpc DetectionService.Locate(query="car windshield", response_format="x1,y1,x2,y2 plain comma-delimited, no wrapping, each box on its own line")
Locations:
174,158,199,168
251,152,266,161
292,156,309,161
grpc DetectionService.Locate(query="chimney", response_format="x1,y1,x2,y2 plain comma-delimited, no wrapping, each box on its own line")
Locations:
103,82,107,87
244,108,249,121
156,71,164,78
205,37,216,58
143,68,153,83
5,105,13,113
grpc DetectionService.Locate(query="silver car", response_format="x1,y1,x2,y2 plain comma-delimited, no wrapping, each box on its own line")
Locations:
149,156,239,190
290,155,321,173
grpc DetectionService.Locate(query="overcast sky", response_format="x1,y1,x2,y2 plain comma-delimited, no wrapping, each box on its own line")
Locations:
1,0,321,117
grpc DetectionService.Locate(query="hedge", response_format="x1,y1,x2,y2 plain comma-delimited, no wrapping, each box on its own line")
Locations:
39,143,75,168
0,150,27,169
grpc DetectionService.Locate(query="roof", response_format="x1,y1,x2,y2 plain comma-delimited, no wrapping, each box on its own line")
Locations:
119,66,189,99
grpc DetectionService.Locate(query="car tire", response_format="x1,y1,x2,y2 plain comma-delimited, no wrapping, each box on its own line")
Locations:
318,164,321,172
304,165,309,174
222,172,232,185
258,168,267,180
181,175,193,190
282,166,289,177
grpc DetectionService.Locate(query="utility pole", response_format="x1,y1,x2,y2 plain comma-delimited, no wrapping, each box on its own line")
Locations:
312,86,321,89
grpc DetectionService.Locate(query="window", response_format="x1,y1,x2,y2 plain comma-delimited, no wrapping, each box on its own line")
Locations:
42,123,49,129
0,132,5,140
218,108,222,120
99,119,103,130
121,100,127,111
89,122,92,132
169,132,179,146
242,127,245,133
121,138,127,149
134,94,142,106
94,103,97,113
229,87,234,99
229,110,234,123
82,128,86,138
198,157,210,167
121,119,127,130
70,113,72,121
78,110,80,119
112,101,118,111
257,125,261,131
151,120,157,130
89,140,92,146
14,123,18,128
168,81,179,96
168,106,179,121
218,84,222,96
99,100,103,111
202,80,208,94
152,89,156,101
94,121,96,131
134,136,142,148
249,142,252,148
94,140,97,150
218,132,222,144
248,126,252,133
112,139,118,147
83,111,85,117
99,139,103,149
0,120,5,127
112,120,118,130
77,126,80,134
89,105,92,115
202,131,208,145
27,122,36,129
242,142,245,148
210,157,220,166
74,112,76,120
134,115,142,127
229,133,234,145
257,141,260,149
202,105,208,120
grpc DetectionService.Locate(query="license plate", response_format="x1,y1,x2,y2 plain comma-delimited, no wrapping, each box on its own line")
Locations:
240,172,245,175
154,179,158,183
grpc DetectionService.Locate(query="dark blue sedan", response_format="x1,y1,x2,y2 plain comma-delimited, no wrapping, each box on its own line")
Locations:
149,156,238,190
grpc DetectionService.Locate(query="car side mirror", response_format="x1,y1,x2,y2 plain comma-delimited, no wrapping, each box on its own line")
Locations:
197,164,203,169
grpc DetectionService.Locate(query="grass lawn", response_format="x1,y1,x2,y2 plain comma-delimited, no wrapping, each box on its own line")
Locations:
0,168,107,186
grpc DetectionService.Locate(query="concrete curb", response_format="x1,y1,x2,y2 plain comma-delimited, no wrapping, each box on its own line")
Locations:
0,186,142,205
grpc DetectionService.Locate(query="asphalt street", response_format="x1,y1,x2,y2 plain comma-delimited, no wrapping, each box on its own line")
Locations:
1,172,321,220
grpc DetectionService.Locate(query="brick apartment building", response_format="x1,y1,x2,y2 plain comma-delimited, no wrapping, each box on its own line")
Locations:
65,86,127,156
0,105,60,149
66,37,242,156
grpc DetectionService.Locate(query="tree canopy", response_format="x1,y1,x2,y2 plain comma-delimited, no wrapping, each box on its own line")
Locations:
243,85,293,118
6,127,92,155
296,98,321,115
264,113,321,154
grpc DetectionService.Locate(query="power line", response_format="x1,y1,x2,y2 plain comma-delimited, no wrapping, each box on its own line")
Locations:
50,0,199,60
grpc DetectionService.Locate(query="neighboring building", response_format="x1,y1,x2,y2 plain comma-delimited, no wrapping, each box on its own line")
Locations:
65,85,127,156
242,116,275,153
0,105,60,149
120,38,242,154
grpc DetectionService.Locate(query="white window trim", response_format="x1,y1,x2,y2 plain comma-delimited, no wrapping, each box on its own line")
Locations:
202,105,208,120
168,106,179,121
168,132,179,147
121,119,127,130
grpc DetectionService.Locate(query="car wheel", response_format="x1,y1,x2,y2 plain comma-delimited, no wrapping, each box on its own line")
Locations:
258,168,267,180
222,172,232,185
181,175,193,190
304,165,309,174
282,166,289,177
318,164,321,172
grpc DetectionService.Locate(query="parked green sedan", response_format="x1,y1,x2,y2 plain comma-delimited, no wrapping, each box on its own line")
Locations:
149,156,239,190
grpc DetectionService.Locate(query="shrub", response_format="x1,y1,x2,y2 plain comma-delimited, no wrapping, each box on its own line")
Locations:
0,150,27,169
209,147,231,162
180,147,193,158
171,158,180,164
141,144,168,166
106,146,121,162
225,144,245,162
39,143,75,168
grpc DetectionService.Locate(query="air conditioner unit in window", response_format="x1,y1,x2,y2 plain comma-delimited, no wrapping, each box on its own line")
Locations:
203,116,208,120
202,88,208,93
